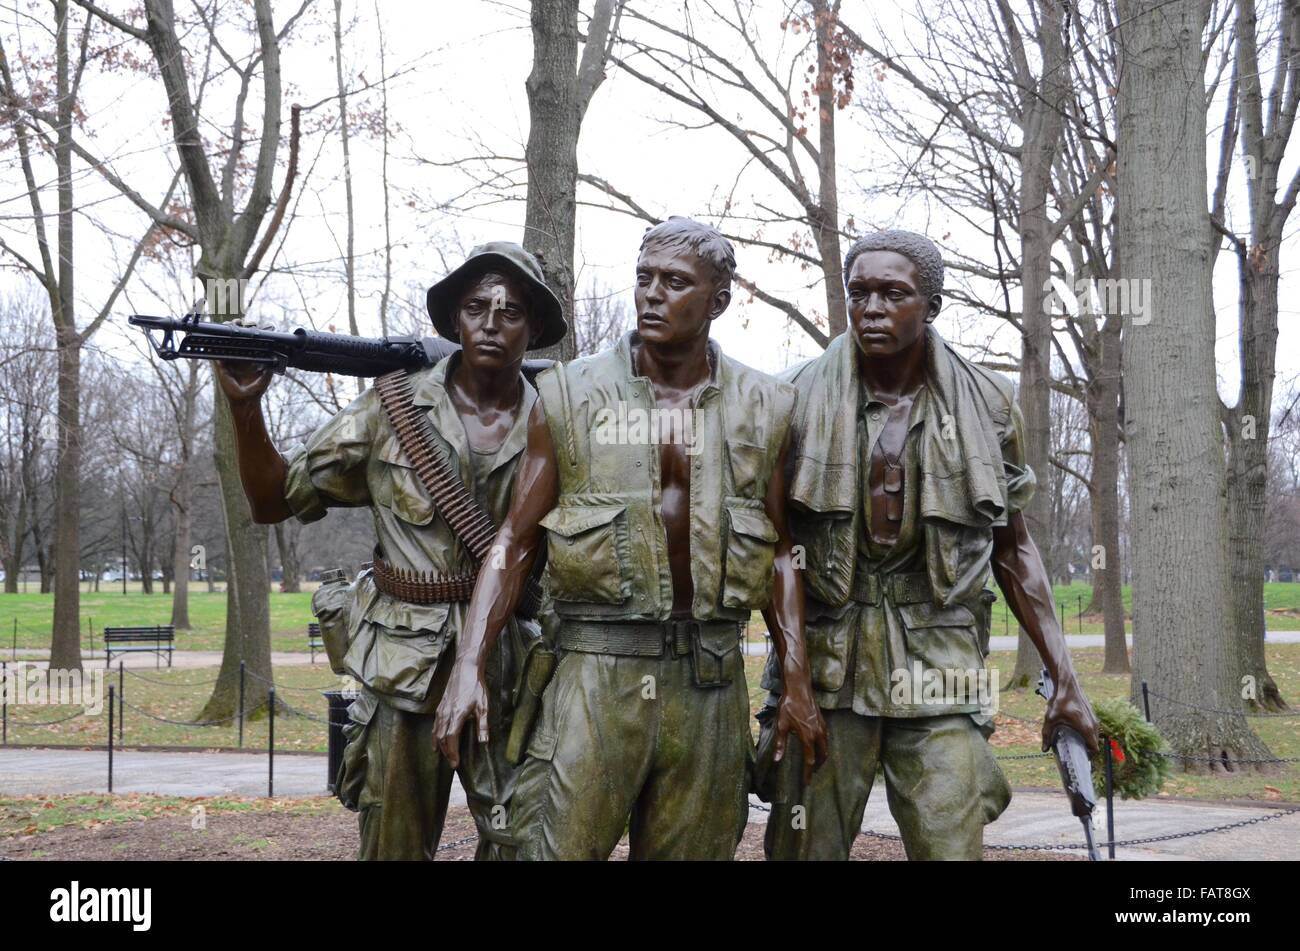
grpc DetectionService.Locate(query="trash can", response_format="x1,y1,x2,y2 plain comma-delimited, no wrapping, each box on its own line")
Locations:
323,689,353,794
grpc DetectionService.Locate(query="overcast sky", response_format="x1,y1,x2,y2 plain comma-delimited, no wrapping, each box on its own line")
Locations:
2,0,1296,403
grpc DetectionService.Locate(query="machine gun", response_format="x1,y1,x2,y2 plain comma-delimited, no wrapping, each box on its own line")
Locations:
1037,667,1103,861
128,314,553,380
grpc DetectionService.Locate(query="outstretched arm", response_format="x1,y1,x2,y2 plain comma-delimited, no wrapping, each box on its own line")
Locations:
992,512,1099,753
215,362,292,524
434,398,559,767
760,433,828,784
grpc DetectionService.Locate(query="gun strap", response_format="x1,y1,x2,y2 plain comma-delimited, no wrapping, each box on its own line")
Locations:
373,369,543,614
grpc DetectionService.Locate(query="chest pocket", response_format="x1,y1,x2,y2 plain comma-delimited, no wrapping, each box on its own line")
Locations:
726,439,769,498
371,435,436,526
721,498,779,609
790,507,855,606
539,501,631,604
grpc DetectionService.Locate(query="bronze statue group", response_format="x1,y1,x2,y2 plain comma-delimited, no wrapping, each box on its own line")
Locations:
217,217,1099,861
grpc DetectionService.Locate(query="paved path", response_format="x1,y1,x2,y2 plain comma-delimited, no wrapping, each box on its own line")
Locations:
987,631,1300,651
1,748,1295,859
8,631,1299,663
740,631,1300,656
859,787,1300,861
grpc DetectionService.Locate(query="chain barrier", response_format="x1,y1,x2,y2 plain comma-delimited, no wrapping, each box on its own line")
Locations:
241,667,342,693
994,751,1054,761
750,793,1300,854
856,806,1300,852
119,698,267,728
8,707,90,726
121,668,221,687
1153,749,1300,766
436,834,478,854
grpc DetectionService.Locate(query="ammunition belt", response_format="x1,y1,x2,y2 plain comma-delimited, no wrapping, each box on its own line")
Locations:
373,369,544,615
374,371,499,559
369,556,477,604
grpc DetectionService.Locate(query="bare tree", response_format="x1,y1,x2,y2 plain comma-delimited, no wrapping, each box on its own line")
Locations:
1214,0,1299,712
584,1,857,346
0,285,56,594
72,0,308,718
1118,0,1271,766
573,278,632,356
847,0,1111,686
0,1,179,667
522,0,625,360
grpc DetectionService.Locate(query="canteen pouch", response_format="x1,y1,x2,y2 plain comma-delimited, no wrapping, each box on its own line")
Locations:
691,623,740,688
311,567,355,675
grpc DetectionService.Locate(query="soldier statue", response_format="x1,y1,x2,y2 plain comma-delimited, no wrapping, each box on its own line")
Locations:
757,229,1099,860
216,242,566,860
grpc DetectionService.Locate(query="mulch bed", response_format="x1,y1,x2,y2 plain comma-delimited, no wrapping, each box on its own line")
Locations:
0,800,1077,860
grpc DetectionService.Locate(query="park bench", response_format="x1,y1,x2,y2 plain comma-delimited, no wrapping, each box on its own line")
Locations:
308,622,323,664
103,625,175,668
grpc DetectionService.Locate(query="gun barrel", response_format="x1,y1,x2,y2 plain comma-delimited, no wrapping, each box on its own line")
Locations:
129,314,556,381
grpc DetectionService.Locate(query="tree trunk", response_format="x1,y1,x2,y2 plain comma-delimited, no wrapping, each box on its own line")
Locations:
170,472,192,629
47,0,81,671
1007,0,1067,690
198,369,273,722
1227,251,1285,710
1089,318,1129,673
274,521,302,594
1118,0,1271,768
811,0,846,339
523,0,581,362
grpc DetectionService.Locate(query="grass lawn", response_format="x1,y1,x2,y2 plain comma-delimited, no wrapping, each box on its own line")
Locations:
4,638,1298,805
4,581,1300,658
0,588,321,654
2,662,343,751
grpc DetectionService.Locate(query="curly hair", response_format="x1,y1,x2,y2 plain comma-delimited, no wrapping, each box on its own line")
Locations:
843,229,944,300
639,216,737,289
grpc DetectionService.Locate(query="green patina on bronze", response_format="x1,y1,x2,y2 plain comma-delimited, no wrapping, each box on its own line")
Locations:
511,331,794,858
286,354,539,860
533,332,794,623
760,326,1034,860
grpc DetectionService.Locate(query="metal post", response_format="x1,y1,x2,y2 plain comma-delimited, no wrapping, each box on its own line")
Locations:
87,617,93,661
117,661,124,742
1059,602,1065,633
11,618,15,661
107,684,115,794
1103,733,1116,860
267,687,276,798
238,661,246,748
2,660,7,746
1003,606,1008,636
1077,595,1083,635
1141,680,1151,722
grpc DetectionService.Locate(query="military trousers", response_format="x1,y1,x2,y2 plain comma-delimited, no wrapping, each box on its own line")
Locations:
760,709,1011,860
338,675,518,861
511,634,752,860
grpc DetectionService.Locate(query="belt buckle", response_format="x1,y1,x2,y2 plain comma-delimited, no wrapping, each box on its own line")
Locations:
867,573,883,605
